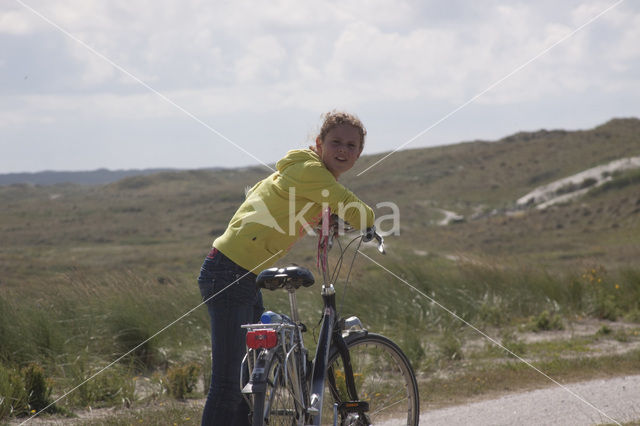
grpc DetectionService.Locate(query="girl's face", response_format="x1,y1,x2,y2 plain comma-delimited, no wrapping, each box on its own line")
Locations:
315,124,362,179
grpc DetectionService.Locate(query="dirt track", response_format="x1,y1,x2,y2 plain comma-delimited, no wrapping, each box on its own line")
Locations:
417,374,640,426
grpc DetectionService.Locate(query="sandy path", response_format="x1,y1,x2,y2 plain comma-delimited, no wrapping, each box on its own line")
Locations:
418,374,640,426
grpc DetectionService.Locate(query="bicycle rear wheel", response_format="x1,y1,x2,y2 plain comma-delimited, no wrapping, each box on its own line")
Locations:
323,332,419,425
251,351,301,426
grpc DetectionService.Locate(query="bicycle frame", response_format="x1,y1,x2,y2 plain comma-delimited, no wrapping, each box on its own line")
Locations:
307,283,337,418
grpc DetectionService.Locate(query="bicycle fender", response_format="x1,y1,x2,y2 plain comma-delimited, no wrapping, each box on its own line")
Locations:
241,349,277,394
332,330,359,401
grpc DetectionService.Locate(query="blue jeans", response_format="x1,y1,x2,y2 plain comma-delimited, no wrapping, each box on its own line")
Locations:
198,248,264,426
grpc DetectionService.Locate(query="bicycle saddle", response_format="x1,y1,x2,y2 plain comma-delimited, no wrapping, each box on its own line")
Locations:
256,266,315,290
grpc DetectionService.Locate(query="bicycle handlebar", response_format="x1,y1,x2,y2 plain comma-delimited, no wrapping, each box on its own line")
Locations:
317,214,385,254
316,213,386,250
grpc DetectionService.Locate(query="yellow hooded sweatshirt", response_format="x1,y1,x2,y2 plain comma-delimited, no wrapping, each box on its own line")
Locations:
213,149,375,273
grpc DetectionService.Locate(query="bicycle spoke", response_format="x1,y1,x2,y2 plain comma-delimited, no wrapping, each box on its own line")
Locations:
369,396,409,416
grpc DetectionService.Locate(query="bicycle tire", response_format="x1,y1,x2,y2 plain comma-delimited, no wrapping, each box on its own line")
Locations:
322,332,420,425
251,350,301,426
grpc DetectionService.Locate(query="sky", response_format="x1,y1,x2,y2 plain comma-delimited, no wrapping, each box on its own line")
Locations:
1,0,639,174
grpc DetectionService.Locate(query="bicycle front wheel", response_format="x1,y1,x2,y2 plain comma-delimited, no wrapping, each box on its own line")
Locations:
323,332,420,425
251,351,301,426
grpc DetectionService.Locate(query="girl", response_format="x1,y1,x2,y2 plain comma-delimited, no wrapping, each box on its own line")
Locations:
197,110,375,425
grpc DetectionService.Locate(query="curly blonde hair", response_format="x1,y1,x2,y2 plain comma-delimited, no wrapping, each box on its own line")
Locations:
314,110,367,152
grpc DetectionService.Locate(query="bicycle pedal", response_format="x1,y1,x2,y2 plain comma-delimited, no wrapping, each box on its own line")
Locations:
338,400,369,413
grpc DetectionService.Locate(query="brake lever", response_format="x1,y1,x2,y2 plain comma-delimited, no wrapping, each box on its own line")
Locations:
374,233,386,254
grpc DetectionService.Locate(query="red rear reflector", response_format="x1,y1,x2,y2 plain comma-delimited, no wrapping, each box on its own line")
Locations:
246,329,278,349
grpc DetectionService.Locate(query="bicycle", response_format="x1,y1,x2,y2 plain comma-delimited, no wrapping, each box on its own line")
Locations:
240,212,420,425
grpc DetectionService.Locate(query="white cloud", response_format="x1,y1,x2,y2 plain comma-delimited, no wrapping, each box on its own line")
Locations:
0,8,40,35
1,0,639,172
14,1,636,101
235,36,288,83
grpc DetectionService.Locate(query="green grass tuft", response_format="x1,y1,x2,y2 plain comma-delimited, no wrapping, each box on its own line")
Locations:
163,362,202,400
